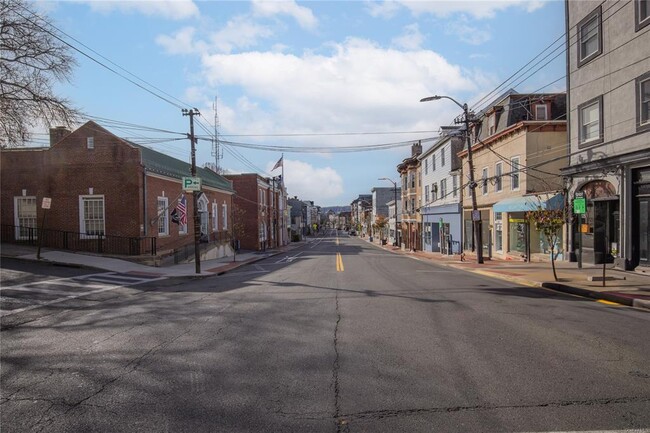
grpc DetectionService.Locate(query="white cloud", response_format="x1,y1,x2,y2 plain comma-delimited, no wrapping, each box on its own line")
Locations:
391,23,424,50
156,27,205,55
199,37,479,140
156,16,273,55
78,0,199,20
276,159,344,201
366,0,401,18
368,0,547,20
445,18,492,45
209,15,274,54
251,0,318,30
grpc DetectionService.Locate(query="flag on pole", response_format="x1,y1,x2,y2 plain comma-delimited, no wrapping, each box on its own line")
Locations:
178,195,187,225
272,156,283,171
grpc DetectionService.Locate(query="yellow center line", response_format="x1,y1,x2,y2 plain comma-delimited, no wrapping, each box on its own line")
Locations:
336,252,344,272
597,299,621,306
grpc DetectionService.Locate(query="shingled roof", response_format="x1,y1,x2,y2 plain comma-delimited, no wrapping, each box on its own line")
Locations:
133,143,233,192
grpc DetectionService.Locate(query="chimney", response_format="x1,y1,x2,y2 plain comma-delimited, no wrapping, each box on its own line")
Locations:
49,126,71,146
411,140,422,157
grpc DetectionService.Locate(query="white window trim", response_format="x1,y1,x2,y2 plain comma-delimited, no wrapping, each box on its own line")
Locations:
535,104,548,120
482,167,489,195
212,202,219,231
157,196,169,236
639,74,650,127
511,157,521,191
14,196,37,240
495,162,503,192
222,202,228,230
579,98,601,144
79,195,105,239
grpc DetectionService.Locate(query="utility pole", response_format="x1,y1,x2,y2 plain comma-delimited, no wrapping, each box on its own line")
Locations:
459,104,484,264
420,95,483,264
182,108,202,274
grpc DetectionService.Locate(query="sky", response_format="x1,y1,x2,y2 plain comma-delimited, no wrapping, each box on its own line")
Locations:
33,0,566,206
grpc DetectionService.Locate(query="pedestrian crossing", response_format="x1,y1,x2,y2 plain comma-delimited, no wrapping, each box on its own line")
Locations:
0,272,165,317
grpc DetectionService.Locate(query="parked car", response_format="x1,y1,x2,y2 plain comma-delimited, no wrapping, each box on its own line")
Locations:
349,229,357,236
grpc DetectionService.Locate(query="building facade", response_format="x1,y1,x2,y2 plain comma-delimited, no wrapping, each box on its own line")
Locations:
397,142,422,251
225,174,284,251
418,134,464,254
461,92,567,260
1,122,234,263
563,0,650,270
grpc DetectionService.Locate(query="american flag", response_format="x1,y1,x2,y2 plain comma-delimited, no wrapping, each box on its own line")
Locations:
178,195,187,225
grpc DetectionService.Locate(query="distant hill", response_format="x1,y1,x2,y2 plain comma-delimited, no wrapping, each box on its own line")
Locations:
321,206,350,214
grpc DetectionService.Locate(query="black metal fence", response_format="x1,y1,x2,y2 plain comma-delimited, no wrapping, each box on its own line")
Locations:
1,225,156,256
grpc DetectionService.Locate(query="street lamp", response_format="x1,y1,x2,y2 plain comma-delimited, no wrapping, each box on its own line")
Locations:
420,95,483,264
379,177,398,246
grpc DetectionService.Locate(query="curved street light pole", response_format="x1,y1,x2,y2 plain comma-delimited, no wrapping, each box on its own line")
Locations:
420,95,483,264
379,177,398,246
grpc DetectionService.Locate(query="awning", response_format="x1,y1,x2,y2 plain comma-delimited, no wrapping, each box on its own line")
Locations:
493,193,564,213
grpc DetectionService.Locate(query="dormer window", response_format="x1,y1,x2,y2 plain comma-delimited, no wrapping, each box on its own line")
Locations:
535,104,548,120
488,114,496,135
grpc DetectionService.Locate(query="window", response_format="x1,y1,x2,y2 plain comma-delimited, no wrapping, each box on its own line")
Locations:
441,147,446,166
495,212,503,252
212,203,219,231
488,114,496,135
432,183,438,201
452,175,458,197
432,154,436,171
577,7,602,67
511,157,520,190
636,0,650,31
86,137,94,149
14,196,37,240
495,162,503,192
425,185,430,203
79,195,105,237
482,167,488,195
535,104,548,120
578,96,603,146
410,198,415,213
222,202,228,230
178,195,188,235
637,71,650,131
410,173,415,188
424,158,429,175
440,179,447,199
157,197,169,236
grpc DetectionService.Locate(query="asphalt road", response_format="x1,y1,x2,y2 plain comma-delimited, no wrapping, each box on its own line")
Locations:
1,230,649,432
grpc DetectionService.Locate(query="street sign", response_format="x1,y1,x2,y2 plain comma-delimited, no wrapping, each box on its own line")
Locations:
182,177,201,192
573,197,586,215
41,197,51,209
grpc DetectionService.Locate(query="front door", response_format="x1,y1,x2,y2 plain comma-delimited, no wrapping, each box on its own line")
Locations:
633,167,650,268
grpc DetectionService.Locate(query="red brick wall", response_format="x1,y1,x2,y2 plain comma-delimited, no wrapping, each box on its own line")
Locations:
1,121,234,255
227,174,260,250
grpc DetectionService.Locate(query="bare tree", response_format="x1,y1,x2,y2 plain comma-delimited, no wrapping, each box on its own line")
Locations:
0,0,78,147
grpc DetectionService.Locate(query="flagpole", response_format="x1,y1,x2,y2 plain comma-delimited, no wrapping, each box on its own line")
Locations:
281,153,284,246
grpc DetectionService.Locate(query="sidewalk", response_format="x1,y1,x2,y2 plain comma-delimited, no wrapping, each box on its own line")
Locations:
364,239,650,311
0,242,305,278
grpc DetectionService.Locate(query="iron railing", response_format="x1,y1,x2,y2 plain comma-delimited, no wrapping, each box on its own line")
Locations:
1,225,156,256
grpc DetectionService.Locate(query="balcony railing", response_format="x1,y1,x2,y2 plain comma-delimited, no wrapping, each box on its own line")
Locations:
1,225,156,256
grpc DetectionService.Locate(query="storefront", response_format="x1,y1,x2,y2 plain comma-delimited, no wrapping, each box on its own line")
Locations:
421,203,462,254
573,180,619,265
493,193,564,261
632,167,650,269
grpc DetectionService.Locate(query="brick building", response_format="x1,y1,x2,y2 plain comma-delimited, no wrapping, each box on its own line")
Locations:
0,121,234,263
225,173,286,251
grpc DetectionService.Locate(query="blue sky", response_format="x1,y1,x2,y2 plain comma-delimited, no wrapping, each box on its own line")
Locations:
37,0,566,206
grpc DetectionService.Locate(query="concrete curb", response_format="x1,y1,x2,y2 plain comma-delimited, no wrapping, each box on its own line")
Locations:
363,238,650,312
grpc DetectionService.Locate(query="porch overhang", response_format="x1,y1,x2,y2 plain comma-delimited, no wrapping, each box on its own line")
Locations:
493,193,564,213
